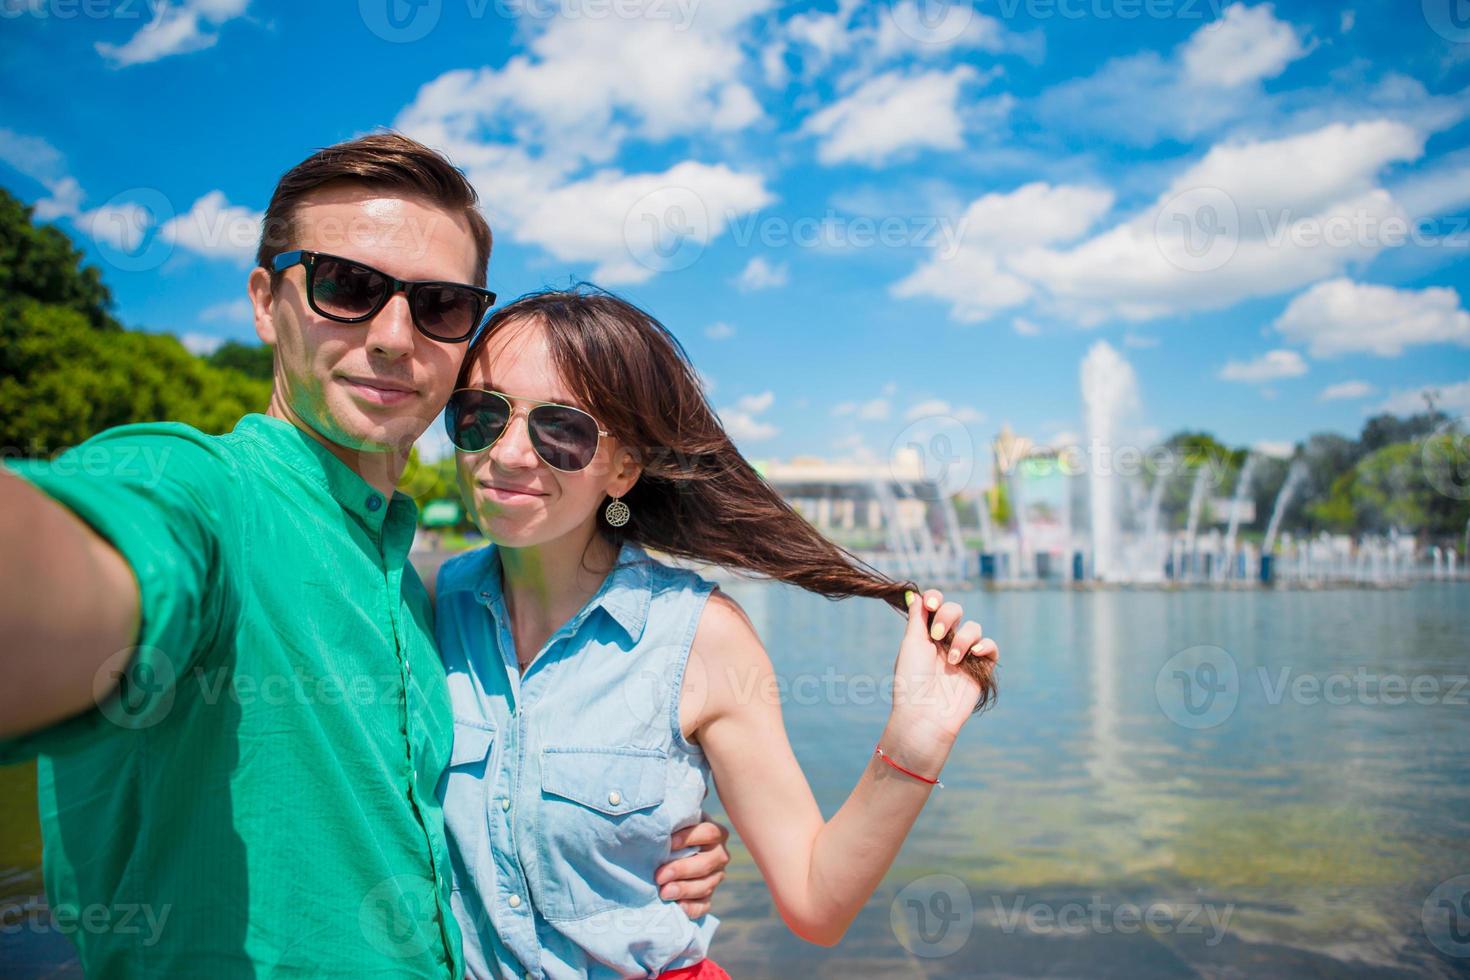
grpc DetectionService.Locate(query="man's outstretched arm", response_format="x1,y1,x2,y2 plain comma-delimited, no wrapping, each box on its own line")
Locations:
0,469,140,738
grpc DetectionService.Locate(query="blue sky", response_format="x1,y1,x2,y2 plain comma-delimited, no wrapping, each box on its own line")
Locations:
2,0,1469,478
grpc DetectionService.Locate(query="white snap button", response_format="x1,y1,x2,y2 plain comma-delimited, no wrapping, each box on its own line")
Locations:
501,797,511,811
608,791,622,807
508,894,521,908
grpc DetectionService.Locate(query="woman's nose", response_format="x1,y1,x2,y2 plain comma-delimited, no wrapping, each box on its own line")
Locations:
489,412,540,468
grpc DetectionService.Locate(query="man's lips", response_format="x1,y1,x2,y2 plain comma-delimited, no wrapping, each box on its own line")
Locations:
339,376,418,404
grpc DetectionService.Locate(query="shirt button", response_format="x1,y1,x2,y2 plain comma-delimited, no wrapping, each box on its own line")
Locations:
501,798,511,811
508,894,522,908
366,494,383,512
608,791,622,807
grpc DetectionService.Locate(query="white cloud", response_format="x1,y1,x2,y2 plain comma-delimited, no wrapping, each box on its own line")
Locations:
1036,2,1309,145
1274,279,1470,357
705,321,736,341
517,162,774,284
1123,332,1159,348
737,390,775,414
33,176,84,222
1377,379,1470,415
781,0,1036,82
719,415,775,442
0,128,65,183
1012,317,1042,336
96,0,251,68
1318,379,1376,401
1218,349,1308,382
905,399,986,423
835,397,893,420
201,297,253,324
1004,120,1424,323
78,201,155,252
1181,3,1309,89
397,3,768,169
891,181,1114,322
162,190,262,263
395,7,776,286
1253,440,1295,459
179,332,226,356
719,388,779,441
735,256,789,291
802,66,977,166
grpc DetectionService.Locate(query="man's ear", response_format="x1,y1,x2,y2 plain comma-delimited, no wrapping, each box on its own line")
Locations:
247,267,278,346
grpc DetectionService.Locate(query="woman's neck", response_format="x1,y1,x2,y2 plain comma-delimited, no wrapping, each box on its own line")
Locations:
496,527,619,648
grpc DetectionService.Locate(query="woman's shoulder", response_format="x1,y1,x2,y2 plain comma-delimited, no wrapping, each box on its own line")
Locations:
435,543,497,602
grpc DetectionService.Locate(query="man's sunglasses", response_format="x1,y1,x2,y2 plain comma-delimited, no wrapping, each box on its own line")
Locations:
271,249,496,343
445,388,610,472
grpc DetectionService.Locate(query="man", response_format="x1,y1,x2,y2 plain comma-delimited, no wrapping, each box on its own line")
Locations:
0,132,729,977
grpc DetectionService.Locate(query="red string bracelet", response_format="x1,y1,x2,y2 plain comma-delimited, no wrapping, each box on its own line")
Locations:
875,746,943,788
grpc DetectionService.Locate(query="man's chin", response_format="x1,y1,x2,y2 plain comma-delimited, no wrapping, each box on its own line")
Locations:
318,399,432,457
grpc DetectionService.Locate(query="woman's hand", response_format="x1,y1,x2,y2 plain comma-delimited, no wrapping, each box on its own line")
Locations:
653,815,731,919
885,589,998,765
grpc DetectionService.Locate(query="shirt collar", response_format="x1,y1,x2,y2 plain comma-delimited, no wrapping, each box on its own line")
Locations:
232,413,418,536
475,538,652,646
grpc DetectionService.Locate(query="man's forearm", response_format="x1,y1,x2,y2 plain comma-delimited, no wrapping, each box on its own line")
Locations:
0,470,140,737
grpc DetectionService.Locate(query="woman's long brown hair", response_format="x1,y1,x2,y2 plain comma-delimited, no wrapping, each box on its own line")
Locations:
460,285,995,710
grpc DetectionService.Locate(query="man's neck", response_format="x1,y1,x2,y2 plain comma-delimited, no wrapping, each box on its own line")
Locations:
266,398,408,500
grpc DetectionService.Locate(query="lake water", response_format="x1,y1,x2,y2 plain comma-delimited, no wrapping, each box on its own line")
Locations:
4,582,1468,977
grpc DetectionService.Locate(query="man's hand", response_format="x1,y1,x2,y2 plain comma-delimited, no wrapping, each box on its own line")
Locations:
655,815,731,919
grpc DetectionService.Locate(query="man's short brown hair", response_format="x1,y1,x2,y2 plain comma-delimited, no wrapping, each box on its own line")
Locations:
255,131,493,287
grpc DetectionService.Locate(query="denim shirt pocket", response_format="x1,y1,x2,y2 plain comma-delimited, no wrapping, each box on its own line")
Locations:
534,746,669,920
441,718,498,899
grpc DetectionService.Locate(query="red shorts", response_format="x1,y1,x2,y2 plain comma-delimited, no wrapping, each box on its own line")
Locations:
655,959,730,980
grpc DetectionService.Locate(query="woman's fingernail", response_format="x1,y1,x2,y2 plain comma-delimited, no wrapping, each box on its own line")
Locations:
949,649,962,665
930,622,945,641
926,596,940,611
904,590,917,607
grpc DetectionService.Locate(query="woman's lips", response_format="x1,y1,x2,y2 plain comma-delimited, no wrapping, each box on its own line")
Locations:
340,376,417,406
478,482,546,503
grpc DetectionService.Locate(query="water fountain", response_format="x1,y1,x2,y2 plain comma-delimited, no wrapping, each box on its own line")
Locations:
1081,341,1142,582
1218,454,1258,582
1263,460,1307,555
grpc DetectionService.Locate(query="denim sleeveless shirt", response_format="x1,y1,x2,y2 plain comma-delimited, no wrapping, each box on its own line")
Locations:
435,540,720,980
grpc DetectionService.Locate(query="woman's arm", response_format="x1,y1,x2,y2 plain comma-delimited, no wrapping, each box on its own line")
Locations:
684,588,996,945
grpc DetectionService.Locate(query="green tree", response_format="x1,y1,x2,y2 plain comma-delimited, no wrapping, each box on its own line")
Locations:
0,187,117,331
206,340,274,381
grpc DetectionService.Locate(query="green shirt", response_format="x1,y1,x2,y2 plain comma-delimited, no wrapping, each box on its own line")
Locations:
0,414,463,978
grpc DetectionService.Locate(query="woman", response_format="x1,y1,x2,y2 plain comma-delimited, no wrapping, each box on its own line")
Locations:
435,287,998,980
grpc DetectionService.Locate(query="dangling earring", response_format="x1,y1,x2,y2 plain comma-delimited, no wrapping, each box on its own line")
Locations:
604,495,631,527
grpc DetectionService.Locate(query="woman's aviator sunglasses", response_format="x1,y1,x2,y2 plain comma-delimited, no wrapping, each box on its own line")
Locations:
271,249,496,343
446,388,609,472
